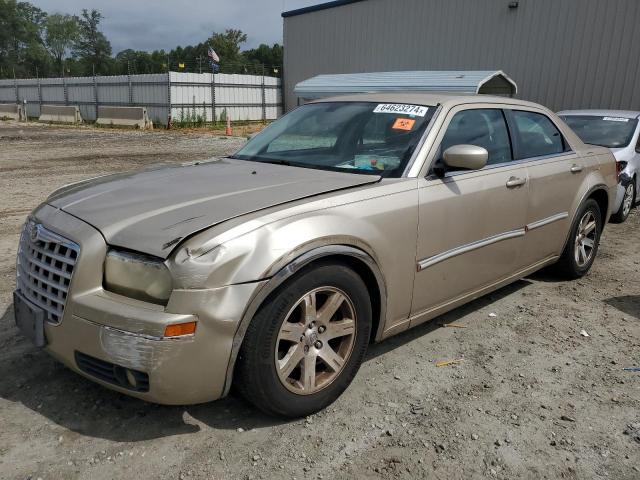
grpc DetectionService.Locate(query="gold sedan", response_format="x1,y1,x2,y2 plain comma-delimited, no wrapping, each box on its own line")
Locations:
14,93,617,417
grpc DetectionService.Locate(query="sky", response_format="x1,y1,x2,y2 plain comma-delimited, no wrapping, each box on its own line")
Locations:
30,0,322,54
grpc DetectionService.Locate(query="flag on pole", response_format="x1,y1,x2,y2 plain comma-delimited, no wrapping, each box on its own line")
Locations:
208,46,220,73
207,46,220,63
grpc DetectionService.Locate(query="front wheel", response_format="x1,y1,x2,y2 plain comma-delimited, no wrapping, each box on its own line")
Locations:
555,199,602,279
611,181,635,223
236,263,372,417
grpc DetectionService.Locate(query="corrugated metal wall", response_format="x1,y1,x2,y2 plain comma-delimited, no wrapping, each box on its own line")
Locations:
283,0,640,112
0,72,282,125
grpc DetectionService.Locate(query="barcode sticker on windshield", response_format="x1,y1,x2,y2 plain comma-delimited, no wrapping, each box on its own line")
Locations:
373,104,429,117
603,117,629,122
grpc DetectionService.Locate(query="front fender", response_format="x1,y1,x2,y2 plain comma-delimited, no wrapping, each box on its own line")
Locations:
220,243,388,396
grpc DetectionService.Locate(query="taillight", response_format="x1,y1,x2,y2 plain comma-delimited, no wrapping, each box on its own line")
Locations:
616,161,628,182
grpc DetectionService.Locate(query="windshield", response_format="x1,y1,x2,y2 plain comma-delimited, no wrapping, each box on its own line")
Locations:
231,102,435,177
560,115,638,148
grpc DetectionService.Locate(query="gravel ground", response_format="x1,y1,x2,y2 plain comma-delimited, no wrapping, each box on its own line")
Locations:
0,121,639,480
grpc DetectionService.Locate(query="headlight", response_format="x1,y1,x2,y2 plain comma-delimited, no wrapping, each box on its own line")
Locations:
104,250,173,305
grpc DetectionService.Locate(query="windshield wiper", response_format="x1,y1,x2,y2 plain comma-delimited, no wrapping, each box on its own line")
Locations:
229,155,292,166
257,159,293,167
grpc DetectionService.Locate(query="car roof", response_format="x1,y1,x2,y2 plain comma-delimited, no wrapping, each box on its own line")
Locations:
310,92,546,110
557,109,640,119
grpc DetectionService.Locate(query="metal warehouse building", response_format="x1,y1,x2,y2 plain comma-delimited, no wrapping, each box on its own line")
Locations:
282,0,640,112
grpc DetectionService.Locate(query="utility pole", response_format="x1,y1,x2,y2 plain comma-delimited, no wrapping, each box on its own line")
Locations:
36,66,42,116
261,63,266,123
13,68,18,104
127,60,133,105
93,64,99,120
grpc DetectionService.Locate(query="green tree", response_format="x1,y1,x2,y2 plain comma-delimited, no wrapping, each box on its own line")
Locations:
207,29,247,71
243,43,283,75
73,8,111,75
44,14,78,75
0,0,48,78
114,48,164,75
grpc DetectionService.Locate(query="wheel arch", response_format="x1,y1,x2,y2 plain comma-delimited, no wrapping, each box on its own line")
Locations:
222,245,387,397
588,187,609,227
560,184,609,255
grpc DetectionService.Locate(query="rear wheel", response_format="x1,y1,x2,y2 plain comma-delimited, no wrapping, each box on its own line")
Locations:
611,181,635,223
555,199,602,279
236,263,372,417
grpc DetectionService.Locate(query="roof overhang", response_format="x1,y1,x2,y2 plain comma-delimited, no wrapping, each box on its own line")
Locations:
282,0,369,18
294,70,518,100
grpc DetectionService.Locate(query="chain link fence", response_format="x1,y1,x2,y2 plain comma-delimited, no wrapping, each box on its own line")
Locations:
0,56,283,80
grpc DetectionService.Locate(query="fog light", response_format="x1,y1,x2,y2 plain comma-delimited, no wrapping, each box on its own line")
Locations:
164,321,197,337
125,369,138,389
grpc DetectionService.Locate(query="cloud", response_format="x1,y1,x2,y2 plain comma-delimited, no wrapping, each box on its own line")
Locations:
32,0,320,54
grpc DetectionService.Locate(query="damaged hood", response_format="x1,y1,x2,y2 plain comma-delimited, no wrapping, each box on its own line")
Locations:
48,158,379,258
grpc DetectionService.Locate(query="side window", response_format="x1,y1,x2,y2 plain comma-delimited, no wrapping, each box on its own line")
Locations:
440,109,512,166
511,110,566,159
636,129,640,153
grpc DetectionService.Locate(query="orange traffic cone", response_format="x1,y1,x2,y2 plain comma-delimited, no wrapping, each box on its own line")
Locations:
225,115,232,136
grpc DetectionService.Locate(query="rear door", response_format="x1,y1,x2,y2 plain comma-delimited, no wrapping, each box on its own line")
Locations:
507,109,583,266
411,106,530,324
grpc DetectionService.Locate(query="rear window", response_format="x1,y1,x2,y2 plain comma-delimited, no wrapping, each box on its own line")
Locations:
560,115,638,149
512,111,566,159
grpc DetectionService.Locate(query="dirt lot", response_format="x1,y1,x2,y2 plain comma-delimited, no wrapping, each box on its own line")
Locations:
0,121,639,480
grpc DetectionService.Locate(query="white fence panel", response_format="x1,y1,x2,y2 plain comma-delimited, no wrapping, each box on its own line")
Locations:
1,71,282,125
65,77,95,120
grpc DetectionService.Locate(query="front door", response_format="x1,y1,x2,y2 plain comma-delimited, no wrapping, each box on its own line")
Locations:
411,107,530,325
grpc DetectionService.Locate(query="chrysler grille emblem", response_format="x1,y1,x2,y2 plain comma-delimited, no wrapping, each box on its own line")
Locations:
29,224,39,242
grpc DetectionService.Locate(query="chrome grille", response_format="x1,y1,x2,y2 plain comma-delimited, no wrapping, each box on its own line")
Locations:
16,221,79,324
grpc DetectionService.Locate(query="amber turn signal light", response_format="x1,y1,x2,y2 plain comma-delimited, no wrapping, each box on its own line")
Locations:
164,321,197,337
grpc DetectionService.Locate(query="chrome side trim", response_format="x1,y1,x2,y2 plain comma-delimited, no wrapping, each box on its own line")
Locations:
417,211,570,272
417,228,526,271
526,212,568,231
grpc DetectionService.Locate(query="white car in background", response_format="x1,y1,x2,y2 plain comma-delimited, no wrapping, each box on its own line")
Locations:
558,110,640,222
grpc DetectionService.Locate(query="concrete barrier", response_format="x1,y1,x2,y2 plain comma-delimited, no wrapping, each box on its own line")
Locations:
0,103,25,121
96,106,153,129
39,105,83,124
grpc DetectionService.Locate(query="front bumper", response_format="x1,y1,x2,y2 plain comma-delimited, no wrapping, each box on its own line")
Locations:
44,284,262,405
22,204,265,405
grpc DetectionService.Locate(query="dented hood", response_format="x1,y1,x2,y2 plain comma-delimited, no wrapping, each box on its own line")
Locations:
48,158,379,258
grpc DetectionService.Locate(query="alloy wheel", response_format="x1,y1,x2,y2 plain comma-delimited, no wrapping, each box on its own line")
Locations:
275,287,356,395
574,211,597,267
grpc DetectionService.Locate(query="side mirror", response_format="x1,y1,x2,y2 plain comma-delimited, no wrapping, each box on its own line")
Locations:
443,144,488,171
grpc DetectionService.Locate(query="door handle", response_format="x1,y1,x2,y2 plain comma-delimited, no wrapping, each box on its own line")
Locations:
506,176,527,188
570,164,583,173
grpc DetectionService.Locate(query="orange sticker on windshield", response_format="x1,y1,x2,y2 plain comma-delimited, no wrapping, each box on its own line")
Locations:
392,118,415,131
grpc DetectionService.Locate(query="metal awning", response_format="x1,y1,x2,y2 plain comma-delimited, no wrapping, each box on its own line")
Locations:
294,70,518,100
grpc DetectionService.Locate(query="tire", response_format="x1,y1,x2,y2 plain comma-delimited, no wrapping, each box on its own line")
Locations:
610,180,635,223
555,199,602,279
236,263,372,418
